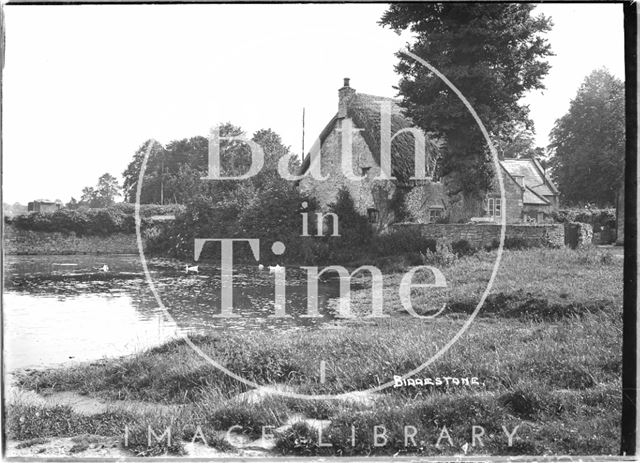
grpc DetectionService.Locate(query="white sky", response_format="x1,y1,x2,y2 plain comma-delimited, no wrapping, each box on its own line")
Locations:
2,3,624,205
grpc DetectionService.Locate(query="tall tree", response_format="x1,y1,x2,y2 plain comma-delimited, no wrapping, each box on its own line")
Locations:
78,173,121,208
380,3,552,210
122,125,299,205
549,68,625,206
122,140,168,203
95,173,121,207
492,122,546,160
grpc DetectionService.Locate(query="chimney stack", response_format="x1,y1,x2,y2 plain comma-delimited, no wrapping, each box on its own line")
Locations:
338,77,355,118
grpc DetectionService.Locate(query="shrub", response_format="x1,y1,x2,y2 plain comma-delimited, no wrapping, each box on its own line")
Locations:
503,237,530,250
421,240,458,266
328,188,373,247
552,208,616,231
7,205,178,236
451,239,476,256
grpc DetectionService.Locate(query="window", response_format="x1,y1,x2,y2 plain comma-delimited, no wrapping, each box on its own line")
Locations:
486,197,502,218
367,208,379,224
361,167,371,176
429,208,443,223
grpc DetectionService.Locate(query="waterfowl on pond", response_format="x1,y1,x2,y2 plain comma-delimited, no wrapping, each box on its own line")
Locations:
185,265,199,274
94,264,109,272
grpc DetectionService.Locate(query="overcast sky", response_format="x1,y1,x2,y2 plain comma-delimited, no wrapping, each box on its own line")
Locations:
3,3,624,205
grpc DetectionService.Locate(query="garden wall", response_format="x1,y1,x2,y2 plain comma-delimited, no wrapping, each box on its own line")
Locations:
4,225,141,255
388,222,565,249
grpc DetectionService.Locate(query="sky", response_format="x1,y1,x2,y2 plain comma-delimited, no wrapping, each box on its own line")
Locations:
2,3,624,205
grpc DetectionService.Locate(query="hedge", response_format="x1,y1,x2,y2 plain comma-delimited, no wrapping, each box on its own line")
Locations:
4,204,184,236
551,208,616,231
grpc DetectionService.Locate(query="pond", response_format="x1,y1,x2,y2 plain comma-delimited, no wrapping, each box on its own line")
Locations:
4,254,342,371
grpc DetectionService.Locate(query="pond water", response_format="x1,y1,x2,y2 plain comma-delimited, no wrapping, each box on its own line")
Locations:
4,254,342,371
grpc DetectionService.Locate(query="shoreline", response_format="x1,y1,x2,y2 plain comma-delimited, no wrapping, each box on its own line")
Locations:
4,247,623,457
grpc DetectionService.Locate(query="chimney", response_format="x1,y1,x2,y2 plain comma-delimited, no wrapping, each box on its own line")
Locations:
338,77,356,118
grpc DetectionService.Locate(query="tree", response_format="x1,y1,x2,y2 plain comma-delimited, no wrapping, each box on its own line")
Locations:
492,122,546,160
78,173,121,208
549,68,625,206
66,197,79,210
95,173,121,207
122,140,169,203
122,125,300,205
80,187,97,207
380,3,552,206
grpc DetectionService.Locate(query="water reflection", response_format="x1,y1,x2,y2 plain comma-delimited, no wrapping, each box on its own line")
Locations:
4,254,341,370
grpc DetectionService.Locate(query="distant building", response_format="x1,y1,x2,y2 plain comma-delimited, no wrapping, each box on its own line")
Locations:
297,79,560,229
500,158,560,222
27,199,62,213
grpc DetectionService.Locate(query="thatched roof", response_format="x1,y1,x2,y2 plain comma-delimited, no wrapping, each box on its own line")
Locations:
299,92,440,184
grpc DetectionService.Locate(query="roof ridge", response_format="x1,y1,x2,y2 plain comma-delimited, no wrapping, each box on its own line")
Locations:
353,92,401,102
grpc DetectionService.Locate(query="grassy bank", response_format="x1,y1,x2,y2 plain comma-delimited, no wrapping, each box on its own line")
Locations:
9,247,623,456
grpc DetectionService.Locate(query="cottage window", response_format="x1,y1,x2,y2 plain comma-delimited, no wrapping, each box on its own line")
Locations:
367,208,379,224
486,197,502,218
428,208,443,223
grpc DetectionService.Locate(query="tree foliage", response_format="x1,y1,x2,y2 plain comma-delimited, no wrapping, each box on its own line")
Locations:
380,3,552,198
493,122,546,160
121,125,298,205
79,173,121,208
549,68,625,206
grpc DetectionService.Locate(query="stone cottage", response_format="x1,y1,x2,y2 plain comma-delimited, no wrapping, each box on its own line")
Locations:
500,158,559,222
27,199,62,213
297,79,559,229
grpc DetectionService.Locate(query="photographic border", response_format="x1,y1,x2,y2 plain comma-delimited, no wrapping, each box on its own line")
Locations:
0,1,636,460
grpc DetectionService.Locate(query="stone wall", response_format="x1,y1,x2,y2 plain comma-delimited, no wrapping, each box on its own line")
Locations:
389,222,565,249
298,118,379,215
564,222,593,249
445,168,525,224
4,225,141,255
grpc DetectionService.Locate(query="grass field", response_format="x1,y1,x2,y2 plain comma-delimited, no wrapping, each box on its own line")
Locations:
8,247,623,456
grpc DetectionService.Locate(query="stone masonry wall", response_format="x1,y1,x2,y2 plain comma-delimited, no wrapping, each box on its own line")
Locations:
389,222,565,249
299,118,379,215
446,168,525,224
564,222,593,249
4,225,141,255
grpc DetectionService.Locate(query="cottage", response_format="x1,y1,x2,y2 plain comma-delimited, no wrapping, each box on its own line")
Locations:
298,79,559,229
500,158,559,222
27,199,62,213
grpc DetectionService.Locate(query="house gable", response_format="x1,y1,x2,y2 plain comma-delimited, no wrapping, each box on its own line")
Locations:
298,117,380,215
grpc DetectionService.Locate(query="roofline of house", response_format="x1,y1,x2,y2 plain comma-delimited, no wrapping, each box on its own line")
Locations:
524,185,551,206
298,113,339,177
530,156,560,195
502,157,559,196
498,162,526,193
